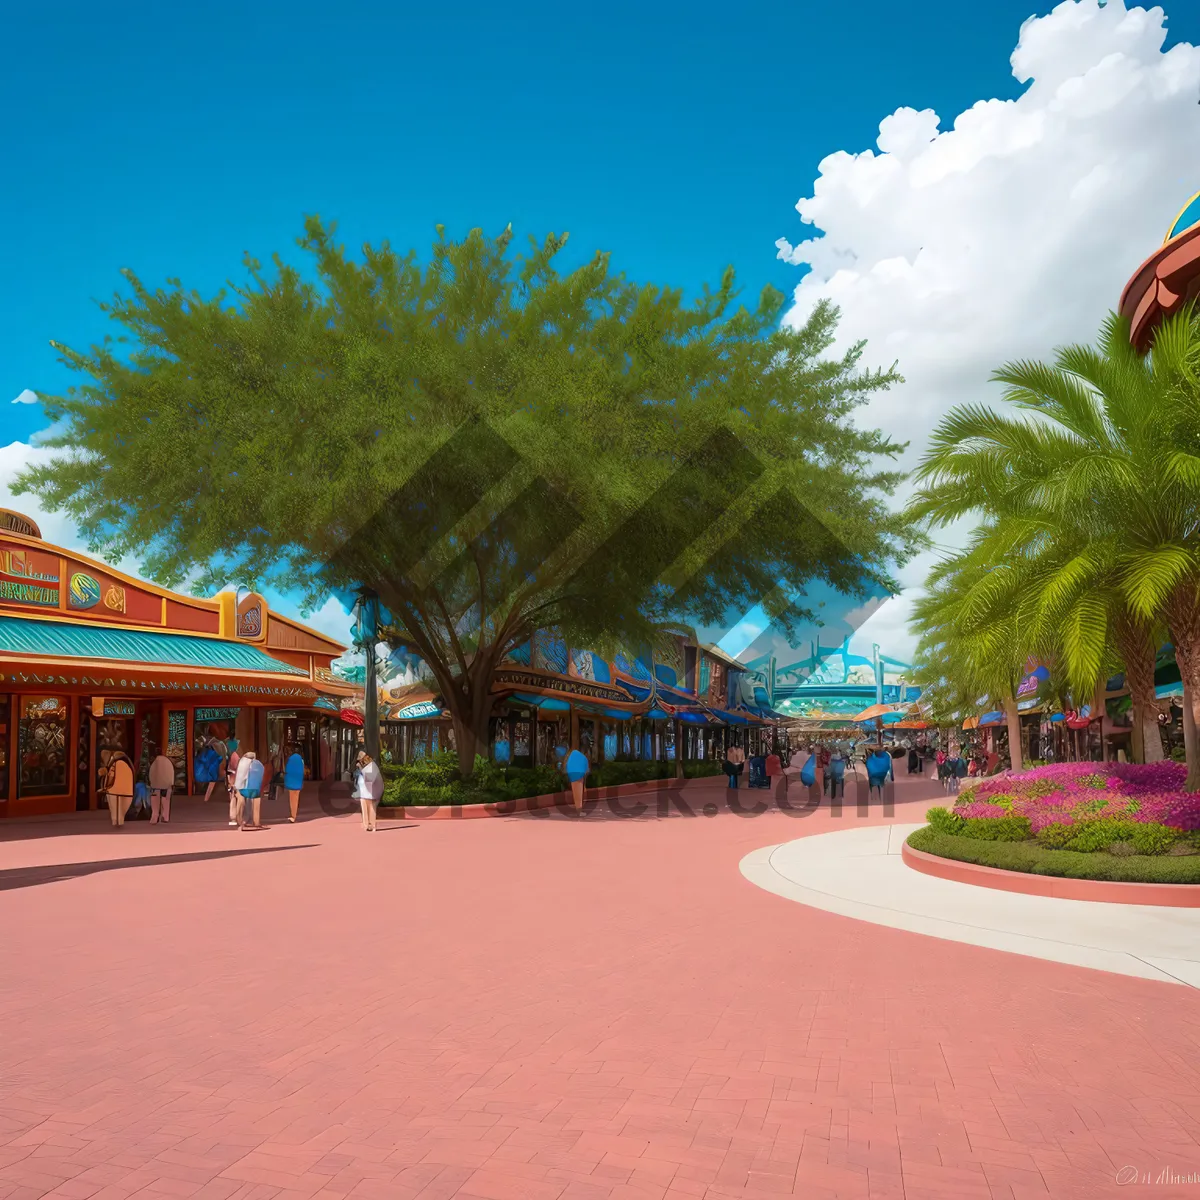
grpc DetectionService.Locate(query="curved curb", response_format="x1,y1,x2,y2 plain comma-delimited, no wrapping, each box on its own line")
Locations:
902,840,1200,908
377,776,711,820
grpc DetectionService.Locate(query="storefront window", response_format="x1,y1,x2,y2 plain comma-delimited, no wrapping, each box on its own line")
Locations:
166,709,188,789
193,708,239,756
19,696,69,797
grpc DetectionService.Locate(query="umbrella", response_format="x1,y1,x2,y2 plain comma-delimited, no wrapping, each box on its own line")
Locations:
851,703,907,723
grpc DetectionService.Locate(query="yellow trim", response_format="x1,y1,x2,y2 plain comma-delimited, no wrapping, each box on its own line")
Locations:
0,529,345,652
1165,190,1200,245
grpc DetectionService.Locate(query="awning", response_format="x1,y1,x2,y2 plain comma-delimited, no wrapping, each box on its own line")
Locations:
621,680,699,708
0,615,307,676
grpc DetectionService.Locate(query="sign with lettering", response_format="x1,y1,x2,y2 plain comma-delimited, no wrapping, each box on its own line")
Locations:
394,700,441,720
194,707,241,722
494,669,630,703
91,697,136,717
0,546,60,607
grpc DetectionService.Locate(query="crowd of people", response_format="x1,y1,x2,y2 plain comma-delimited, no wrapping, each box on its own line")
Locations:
100,736,385,832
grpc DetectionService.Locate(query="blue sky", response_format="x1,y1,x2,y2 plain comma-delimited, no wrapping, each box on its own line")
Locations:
4,0,1197,652
3,0,1058,435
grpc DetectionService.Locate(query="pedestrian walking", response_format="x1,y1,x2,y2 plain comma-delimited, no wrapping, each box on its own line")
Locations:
907,744,920,775
826,748,846,801
765,746,784,801
284,744,305,822
936,748,949,794
564,745,590,815
148,747,175,824
814,742,829,795
225,739,242,826
866,744,893,801
724,741,746,790
356,750,384,831
104,750,135,827
239,751,265,829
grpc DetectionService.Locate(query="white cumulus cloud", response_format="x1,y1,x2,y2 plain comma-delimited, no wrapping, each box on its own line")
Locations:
10,390,37,405
776,0,1200,662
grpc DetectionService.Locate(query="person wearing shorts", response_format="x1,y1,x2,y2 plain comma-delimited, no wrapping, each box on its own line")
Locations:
148,747,175,823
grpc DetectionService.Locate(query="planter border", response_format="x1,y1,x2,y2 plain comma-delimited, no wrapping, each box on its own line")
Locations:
902,840,1200,907
378,776,695,820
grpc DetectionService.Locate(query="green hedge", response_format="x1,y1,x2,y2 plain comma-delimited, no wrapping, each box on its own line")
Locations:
379,753,725,806
907,826,1200,883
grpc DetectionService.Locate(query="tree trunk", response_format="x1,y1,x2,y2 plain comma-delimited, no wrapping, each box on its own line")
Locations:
1094,678,1108,762
1003,693,1024,773
1167,587,1200,791
674,719,685,780
1114,612,1161,763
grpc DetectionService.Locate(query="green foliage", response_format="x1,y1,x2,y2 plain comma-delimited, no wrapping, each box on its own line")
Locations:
382,759,563,807
20,218,919,773
905,308,1200,780
907,826,1200,883
957,814,1031,842
1034,818,1180,854
1034,823,1078,850
588,761,673,787
926,806,965,835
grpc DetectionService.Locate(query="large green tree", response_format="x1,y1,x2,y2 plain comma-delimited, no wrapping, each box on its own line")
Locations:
21,218,917,773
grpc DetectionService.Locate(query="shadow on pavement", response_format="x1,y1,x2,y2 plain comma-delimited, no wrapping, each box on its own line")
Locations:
0,844,320,892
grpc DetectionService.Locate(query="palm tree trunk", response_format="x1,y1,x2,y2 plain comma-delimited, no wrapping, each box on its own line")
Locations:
1114,612,1161,763
1167,588,1200,790
1003,693,1024,772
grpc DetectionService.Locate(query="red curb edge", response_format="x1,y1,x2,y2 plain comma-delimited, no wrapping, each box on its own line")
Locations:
901,839,1200,907
377,776,703,821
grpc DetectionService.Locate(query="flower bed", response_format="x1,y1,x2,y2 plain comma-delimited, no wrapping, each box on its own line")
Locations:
909,762,1200,882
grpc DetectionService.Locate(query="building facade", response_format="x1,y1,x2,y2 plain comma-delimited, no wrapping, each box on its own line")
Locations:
0,511,358,817
379,632,785,767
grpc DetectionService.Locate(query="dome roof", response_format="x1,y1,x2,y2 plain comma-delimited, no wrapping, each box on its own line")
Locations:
1165,191,1200,244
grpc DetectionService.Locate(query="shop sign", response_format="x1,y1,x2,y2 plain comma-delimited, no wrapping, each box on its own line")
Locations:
91,697,136,717
396,700,441,719
195,707,241,722
493,669,628,703
0,546,60,607
24,695,66,720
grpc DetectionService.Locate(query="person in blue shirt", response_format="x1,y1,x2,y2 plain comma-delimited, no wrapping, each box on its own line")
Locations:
283,744,306,823
866,743,894,801
564,746,589,816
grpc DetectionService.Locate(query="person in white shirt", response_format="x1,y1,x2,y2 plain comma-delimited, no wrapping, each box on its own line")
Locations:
148,748,175,824
356,751,384,831
232,751,253,828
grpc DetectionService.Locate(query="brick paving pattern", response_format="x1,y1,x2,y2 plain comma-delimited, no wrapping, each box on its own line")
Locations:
1,772,1199,1199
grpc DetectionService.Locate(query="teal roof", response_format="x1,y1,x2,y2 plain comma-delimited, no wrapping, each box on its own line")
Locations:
1167,193,1200,243
0,616,307,675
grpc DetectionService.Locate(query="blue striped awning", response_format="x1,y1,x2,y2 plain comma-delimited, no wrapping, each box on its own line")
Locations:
0,616,308,676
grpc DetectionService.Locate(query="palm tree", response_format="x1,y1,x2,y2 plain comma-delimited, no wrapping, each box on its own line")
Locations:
908,308,1200,781
910,552,1042,772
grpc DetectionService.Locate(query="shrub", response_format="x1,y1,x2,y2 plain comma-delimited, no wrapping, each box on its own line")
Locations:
906,826,1200,883
1035,823,1077,850
958,814,1031,842
589,761,672,788
1107,841,1138,858
1127,822,1181,856
926,806,964,835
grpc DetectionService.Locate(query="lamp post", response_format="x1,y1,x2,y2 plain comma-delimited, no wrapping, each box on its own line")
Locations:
354,588,381,764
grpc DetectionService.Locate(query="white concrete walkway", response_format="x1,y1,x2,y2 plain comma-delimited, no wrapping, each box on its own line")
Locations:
740,822,1200,988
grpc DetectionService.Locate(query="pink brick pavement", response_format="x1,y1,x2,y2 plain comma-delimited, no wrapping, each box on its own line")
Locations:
1,771,1199,1199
